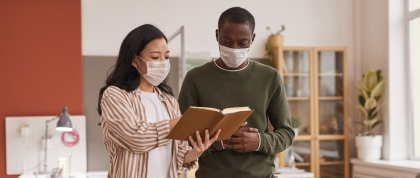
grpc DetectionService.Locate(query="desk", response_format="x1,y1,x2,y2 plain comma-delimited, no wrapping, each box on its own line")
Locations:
275,172,314,178
19,171,108,178
19,173,87,178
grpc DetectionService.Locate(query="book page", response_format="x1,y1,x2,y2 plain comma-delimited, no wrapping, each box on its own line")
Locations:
190,106,221,112
221,106,250,115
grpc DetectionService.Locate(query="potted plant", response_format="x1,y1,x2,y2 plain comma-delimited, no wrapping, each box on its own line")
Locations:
291,117,301,136
265,25,285,68
355,69,385,160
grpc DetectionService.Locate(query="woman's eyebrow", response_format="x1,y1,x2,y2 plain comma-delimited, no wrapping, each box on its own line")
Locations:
150,50,170,53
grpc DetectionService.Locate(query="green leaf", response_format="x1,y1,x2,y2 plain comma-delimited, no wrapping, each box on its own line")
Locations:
376,70,382,82
358,86,368,100
371,80,385,98
371,112,378,120
363,118,377,126
362,70,378,92
358,95,366,106
371,105,381,118
364,98,377,110
372,120,383,129
356,104,368,118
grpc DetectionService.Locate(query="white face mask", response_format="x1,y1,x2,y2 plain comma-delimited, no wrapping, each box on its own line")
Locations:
135,56,170,86
219,45,249,68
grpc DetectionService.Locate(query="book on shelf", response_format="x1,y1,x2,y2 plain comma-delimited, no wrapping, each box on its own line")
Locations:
166,106,254,141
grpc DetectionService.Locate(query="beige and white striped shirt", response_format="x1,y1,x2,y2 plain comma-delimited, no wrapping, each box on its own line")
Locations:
100,86,196,178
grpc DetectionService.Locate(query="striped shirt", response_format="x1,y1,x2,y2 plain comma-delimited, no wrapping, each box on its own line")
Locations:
100,86,196,178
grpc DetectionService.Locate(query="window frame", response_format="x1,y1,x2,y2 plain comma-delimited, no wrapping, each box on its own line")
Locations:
407,0,420,160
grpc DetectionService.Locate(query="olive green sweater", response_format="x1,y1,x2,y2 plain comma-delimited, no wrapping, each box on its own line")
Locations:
178,60,294,178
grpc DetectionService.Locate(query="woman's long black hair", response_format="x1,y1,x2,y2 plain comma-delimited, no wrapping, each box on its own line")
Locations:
97,24,173,116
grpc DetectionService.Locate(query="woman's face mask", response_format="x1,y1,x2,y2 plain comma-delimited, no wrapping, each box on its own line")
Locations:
219,45,249,68
135,56,170,86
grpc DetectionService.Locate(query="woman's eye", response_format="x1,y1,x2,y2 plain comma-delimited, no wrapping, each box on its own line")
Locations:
165,57,170,60
151,57,159,60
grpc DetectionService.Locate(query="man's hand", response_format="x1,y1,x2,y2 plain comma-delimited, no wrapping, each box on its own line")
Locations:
222,127,259,153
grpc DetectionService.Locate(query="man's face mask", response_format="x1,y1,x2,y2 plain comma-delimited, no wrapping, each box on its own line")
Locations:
219,45,250,68
135,56,170,86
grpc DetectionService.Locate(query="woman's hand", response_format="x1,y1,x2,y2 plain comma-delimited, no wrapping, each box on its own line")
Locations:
183,129,221,165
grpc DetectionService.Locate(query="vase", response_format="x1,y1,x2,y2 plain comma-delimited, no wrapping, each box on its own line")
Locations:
355,135,383,160
293,128,299,136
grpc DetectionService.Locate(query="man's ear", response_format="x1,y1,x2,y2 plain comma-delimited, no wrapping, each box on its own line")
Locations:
251,33,256,43
215,29,219,42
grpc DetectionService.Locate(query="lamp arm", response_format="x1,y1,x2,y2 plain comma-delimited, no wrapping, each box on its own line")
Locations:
42,116,59,173
46,116,59,123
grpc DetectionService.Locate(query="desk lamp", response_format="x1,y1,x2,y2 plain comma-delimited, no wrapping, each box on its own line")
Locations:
40,106,73,174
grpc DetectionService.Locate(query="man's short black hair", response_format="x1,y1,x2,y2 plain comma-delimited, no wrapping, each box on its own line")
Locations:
218,7,255,32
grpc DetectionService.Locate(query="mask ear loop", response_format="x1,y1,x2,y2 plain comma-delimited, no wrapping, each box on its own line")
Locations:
134,55,146,75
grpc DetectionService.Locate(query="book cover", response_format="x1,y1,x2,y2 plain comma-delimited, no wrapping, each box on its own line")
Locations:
167,106,254,141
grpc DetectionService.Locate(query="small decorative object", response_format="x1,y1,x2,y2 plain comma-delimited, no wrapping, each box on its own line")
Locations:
265,25,285,68
57,157,68,176
291,117,301,136
20,123,30,137
328,117,339,134
50,168,61,178
355,70,385,160
61,130,80,147
296,89,303,97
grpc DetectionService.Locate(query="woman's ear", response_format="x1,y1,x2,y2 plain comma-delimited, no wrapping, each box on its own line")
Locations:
132,58,138,68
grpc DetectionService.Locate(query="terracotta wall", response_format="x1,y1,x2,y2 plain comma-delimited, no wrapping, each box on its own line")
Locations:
0,1,82,177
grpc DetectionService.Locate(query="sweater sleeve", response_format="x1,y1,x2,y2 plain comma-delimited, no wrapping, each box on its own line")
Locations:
258,73,295,155
101,87,171,153
178,72,225,156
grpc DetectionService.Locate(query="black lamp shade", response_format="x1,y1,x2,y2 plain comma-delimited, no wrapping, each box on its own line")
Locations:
56,107,73,131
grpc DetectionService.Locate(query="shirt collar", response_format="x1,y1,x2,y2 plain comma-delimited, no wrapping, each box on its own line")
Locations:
136,87,167,101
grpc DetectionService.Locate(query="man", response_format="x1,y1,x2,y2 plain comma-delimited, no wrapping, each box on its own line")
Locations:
178,7,294,178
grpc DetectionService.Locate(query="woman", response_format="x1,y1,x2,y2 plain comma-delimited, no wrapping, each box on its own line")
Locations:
97,24,220,178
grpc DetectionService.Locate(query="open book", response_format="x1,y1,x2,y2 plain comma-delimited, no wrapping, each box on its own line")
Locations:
166,106,254,141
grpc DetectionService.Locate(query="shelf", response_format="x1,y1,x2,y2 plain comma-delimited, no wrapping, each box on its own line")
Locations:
318,135,345,140
284,73,310,76
319,161,344,166
294,135,311,141
285,162,311,166
318,73,343,76
318,96,343,100
287,97,310,101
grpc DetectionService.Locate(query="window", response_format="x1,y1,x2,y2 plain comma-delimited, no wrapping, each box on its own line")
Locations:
408,0,420,159
410,0,420,11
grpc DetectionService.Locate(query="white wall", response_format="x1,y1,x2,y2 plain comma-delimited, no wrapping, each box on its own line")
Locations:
355,0,409,160
82,0,354,58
